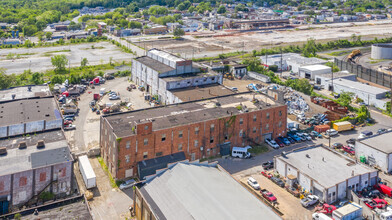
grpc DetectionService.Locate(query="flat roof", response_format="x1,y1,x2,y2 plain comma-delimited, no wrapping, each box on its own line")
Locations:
0,97,60,125
0,129,65,149
300,64,331,71
0,85,51,102
0,130,72,176
135,56,175,74
140,163,281,220
333,203,361,216
260,53,326,65
104,93,279,137
170,84,234,102
149,49,185,62
333,78,389,95
359,131,392,154
276,145,375,188
162,71,220,82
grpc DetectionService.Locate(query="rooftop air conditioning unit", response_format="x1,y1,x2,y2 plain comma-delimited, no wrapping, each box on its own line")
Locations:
37,140,45,149
18,141,27,149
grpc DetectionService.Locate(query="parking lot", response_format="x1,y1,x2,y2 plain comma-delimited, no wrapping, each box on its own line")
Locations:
241,174,314,220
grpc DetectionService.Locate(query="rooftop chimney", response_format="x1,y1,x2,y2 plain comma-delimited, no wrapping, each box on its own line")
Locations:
37,140,45,149
18,142,27,149
0,147,7,156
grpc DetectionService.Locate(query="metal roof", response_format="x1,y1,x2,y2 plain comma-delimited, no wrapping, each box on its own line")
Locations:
140,163,281,220
333,78,389,95
359,131,392,154
138,152,186,180
299,64,331,72
134,56,175,74
149,49,185,62
0,85,51,102
276,145,376,188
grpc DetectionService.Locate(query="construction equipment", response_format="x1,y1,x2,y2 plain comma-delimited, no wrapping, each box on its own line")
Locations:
223,72,234,80
347,49,361,62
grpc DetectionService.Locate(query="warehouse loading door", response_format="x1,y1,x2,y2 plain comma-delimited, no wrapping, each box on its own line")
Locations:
313,187,324,201
219,142,231,156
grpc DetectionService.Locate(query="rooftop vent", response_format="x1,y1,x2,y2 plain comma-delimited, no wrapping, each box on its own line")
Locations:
0,147,7,156
18,141,27,149
306,154,310,158
11,94,16,100
28,86,32,91
37,140,45,149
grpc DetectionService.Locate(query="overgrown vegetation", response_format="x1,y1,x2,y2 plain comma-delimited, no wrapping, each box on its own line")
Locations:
248,145,269,155
39,191,55,201
97,156,119,188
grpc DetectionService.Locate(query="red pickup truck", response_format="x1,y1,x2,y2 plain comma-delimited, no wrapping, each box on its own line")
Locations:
260,189,277,203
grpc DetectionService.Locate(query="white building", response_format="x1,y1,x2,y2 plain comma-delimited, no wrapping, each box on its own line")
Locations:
355,131,392,173
275,145,378,204
131,49,224,104
260,53,327,73
298,64,331,80
314,71,356,90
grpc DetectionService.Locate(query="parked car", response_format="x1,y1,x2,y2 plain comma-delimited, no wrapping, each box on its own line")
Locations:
343,145,355,155
260,189,277,203
326,129,338,137
109,95,120,100
247,177,260,190
332,143,343,149
301,195,319,207
346,138,356,145
275,138,284,148
365,198,388,209
271,177,285,187
64,124,76,130
288,133,301,142
378,128,387,135
119,179,136,190
297,133,307,141
287,136,295,144
303,133,312,141
265,138,280,149
278,137,290,146
261,171,273,179
230,87,238,92
335,200,350,208
64,120,72,125
262,161,274,170
285,186,300,197
375,184,392,197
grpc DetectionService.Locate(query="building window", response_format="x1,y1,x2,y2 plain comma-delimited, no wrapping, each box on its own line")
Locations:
39,172,46,182
203,78,207,82
266,112,270,119
126,141,130,149
365,181,368,185
253,127,257,133
125,155,130,163
279,111,282,116
265,124,269,130
143,152,148,159
178,144,183,151
333,192,336,196
239,118,243,125
207,149,210,156
211,77,215,81
225,134,228,140
145,125,149,130
279,121,282,127
161,134,166,142
144,138,148,146
253,115,257,122
195,127,199,135
19,177,27,187
194,140,199,147
156,152,163,157
210,124,215,132
179,131,183,138
239,129,243,137
210,137,214,143
0,181,4,191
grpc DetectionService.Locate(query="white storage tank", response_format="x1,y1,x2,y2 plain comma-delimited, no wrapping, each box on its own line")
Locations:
79,155,97,189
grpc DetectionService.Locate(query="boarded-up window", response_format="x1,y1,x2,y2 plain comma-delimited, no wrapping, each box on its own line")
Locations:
39,172,47,182
59,168,66,178
0,181,4,191
19,177,27,187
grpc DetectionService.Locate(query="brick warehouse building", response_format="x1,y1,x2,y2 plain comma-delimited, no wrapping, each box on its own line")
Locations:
100,92,287,179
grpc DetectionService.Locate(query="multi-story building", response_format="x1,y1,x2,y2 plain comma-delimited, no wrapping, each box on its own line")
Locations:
131,49,224,104
100,93,287,179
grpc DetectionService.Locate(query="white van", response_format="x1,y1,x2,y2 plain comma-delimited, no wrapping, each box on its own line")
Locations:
312,213,332,220
380,212,392,220
232,146,251,159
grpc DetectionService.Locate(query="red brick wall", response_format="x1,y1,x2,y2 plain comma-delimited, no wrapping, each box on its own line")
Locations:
102,105,287,179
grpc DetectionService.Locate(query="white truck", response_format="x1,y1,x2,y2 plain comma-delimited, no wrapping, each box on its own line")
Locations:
232,146,251,159
301,195,319,207
332,203,362,220
79,155,96,189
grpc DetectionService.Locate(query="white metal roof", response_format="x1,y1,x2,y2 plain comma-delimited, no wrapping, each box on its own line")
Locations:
78,155,96,179
141,163,281,220
149,49,185,62
333,78,389,95
300,64,331,72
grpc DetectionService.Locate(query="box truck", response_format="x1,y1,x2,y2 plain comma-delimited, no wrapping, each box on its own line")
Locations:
333,121,353,132
79,155,96,189
332,203,362,220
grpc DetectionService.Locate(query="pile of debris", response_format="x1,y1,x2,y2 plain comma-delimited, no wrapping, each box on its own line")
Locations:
285,90,309,115
311,96,348,114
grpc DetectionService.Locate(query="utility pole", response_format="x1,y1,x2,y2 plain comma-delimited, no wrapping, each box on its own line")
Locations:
331,64,334,93
280,47,283,77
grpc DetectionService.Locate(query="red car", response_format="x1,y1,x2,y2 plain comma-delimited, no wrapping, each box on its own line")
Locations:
261,171,273,179
260,189,277,202
64,120,72,125
274,138,284,148
315,203,336,214
365,198,388,209
343,145,355,155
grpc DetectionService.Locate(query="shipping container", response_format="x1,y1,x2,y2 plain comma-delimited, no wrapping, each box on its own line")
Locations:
79,155,96,189
314,124,330,133
332,203,362,220
333,121,353,132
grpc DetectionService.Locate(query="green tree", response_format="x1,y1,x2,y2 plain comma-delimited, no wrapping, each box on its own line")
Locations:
51,75,64,84
337,92,354,107
45,32,53,40
188,6,195,13
0,69,13,89
177,3,186,11
217,5,227,14
81,58,88,68
302,38,317,57
36,31,44,42
173,27,185,37
30,72,43,85
51,55,68,73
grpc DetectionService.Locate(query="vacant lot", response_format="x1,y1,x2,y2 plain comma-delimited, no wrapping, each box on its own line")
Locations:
0,41,134,75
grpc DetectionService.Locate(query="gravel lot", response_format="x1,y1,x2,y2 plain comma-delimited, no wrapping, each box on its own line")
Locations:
0,41,134,75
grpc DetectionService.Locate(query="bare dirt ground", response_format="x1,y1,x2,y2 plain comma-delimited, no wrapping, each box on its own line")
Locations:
131,20,392,59
240,174,314,220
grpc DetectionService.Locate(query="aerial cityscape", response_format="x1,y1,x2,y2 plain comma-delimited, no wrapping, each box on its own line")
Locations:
1,0,392,219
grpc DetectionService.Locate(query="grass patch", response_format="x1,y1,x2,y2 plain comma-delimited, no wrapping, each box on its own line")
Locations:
327,50,351,56
248,144,270,155
97,156,119,188
43,49,71,56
